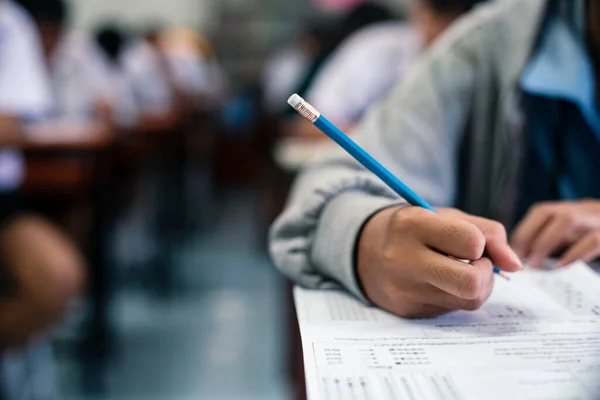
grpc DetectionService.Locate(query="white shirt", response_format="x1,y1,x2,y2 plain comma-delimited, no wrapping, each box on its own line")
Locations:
0,1,51,191
48,31,139,127
307,22,422,126
48,31,111,122
101,61,139,127
122,40,173,113
165,53,227,104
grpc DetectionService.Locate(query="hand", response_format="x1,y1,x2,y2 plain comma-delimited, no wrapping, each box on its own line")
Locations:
357,206,522,319
511,200,600,268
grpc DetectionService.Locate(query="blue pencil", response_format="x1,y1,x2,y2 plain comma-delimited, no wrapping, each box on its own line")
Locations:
288,94,506,278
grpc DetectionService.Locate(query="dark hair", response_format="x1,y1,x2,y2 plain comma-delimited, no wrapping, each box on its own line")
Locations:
95,24,129,64
423,0,487,14
142,24,164,44
16,0,69,24
322,3,395,58
286,2,396,111
340,3,395,38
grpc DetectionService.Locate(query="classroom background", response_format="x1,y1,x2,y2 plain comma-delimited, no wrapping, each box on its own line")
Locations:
0,0,414,399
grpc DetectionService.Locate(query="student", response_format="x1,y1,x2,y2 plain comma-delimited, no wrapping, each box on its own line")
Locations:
121,28,176,116
159,27,228,107
0,1,85,398
262,26,325,115
270,0,600,319
289,3,396,109
300,0,487,136
94,23,140,128
17,0,115,128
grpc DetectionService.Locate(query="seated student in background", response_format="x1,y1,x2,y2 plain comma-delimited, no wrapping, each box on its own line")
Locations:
295,0,488,138
0,1,85,398
271,0,600,319
17,0,118,135
121,27,183,128
96,24,185,132
159,27,228,109
262,25,325,115
289,3,396,113
94,24,140,129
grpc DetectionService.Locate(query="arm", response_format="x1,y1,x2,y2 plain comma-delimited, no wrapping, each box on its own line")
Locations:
270,15,486,300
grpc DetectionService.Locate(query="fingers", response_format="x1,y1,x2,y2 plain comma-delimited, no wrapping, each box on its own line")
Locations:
366,206,524,320
423,260,495,310
557,231,600,268
512,202,569,259
453,214,522,272
527,215,574,268
403,209,486,261
511,203,555,259
396,208,521,272
385,258,495,317
419,253,495,301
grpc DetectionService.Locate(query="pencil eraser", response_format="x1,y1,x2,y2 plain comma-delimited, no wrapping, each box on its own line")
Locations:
288,94,303,108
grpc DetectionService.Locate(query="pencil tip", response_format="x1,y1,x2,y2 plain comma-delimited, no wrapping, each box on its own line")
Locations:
499,272,510,280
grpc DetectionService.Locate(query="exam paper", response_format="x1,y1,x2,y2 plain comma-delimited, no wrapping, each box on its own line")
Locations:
294,262,600,400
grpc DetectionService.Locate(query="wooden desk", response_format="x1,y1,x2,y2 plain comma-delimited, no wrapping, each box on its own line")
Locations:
270,137,328,400
22,125,115,195
21,124,118,392
273,136,327,173
24,126,115,150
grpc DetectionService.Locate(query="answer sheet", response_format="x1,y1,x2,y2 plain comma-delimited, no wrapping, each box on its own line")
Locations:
294,262,600,400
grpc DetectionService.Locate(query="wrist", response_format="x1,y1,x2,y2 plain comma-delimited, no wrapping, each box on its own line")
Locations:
312,192,405,301
356,205,407,299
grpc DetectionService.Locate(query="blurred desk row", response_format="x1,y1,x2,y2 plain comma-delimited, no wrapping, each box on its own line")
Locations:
18,109,219,393
264,125,331,400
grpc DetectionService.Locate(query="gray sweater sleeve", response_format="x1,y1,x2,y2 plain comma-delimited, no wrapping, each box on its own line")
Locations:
269,8,492,300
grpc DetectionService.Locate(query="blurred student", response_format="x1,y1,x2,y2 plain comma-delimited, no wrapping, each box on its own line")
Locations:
94,23,140,128
17,0,117,133
262,26,326,115
0,1,85,398
291,3,396,105
121,28,179,123
297,0,487,137
271,0,600,319
159,27,228,108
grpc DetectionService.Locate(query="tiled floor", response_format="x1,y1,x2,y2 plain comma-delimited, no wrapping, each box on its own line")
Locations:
60,187,291,400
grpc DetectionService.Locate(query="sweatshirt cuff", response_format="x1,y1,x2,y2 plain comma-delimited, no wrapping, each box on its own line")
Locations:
311,192,405,302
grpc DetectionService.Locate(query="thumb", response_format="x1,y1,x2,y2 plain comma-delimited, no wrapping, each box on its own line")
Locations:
485,236,523,272
461,215,523,273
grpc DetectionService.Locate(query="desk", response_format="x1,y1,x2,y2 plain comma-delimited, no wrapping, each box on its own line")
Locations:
270,137,327,400
22,125,115,195
273,136,327,173
24,124,115,150
294,264,600,399
21,125,118,392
